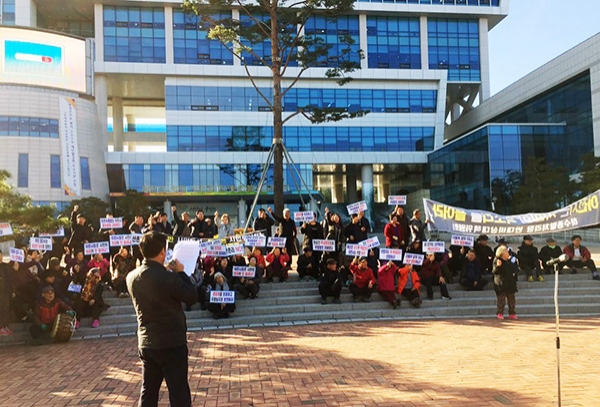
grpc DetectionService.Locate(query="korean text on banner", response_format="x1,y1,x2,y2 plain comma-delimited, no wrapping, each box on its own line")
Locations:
388,195,407,206
380,248,403,261
267,237,287,248
84,242,110,255
232,266,256,278
359,236,380,249
30,237,53,251
294,211,315,222
451,235,475,247
100,217,123,230
347,201,368,215
210,291,236,303
109,234,133,247
0,222,13,236
59,97,81,196
346,244,368,257
243,234,266,247
312,239,335,251
403,253,424,266
422,241,445,253
9,247,24,262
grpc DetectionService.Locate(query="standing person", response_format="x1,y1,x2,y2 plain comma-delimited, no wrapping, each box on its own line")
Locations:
563,235,600,280
214,211,233,238
0,251,13,335
267,207,298,256
253,208,274,238
126,232,198,407
409,209,428,244
474,234,495,274
68,205,92,255
493,245,518,320
189,210,207,239
394,206,411,251
384,214,404,249
171,206,191,237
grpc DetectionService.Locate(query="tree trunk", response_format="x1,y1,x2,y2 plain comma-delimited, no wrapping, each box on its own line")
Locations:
271,5,284,216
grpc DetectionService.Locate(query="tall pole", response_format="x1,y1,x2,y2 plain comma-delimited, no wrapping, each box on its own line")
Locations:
554,263,562,407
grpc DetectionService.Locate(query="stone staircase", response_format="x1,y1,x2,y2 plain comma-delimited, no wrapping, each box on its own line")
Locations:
2,271,600,346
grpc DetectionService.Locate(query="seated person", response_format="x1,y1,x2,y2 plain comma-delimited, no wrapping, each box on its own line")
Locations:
0,252,12,336
377,261,400,309
406,240,423,272
420,252,451,300
10,259,40,321
448,244,467,278
517,235,544,282
65,248,88,286
206,272,236,319
87,253,112,290
30,285,73,344
348,256,376,303
367,248,380,279
397,264,422,308
112,247,136,298
38,266,71,306
46,257,70,296
297,247,320,282
563,235,599,280
234,255,261,299
539,237,567,274
252,248,267,272
265,247,291,282
214,257,233,281
460,249,488,291
319,258,343,304
73,268,109,329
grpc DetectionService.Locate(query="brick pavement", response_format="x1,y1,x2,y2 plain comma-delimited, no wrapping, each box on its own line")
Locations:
1,318,599,406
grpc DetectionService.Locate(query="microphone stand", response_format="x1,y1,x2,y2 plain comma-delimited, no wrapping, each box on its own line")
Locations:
553,262,561,407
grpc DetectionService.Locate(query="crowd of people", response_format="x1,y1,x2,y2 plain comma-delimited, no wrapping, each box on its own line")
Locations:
0,202,598,340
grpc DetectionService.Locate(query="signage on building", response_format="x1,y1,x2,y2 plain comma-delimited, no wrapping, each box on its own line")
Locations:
59,97,81,196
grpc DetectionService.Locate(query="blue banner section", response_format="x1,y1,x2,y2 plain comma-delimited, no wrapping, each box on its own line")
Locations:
423,191,600,236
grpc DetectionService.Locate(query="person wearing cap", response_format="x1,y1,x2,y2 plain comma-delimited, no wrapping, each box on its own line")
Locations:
459,249,488,291
517,235,544,282
349,256,376,302
318,258,343,304
30,285,73,344
563,235,600,280
267,207,298,256
253,208,275,238
475,234,494,274
68,204,92,255
297,246,320,282
539,237,567,275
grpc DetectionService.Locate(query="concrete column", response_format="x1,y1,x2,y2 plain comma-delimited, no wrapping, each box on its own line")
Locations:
164,200,172,222
94,3,104,63
95,74,109,148
165,6,174,64
359,14,368,70
238,199,247,230
420,16,429,70
361,164,374,230
451,103,462,122
14,0,35,26
112,97,124,152
478,17,490,102
126,114,136,132
346,168,357,203
590,64,600,157
232,10,241,67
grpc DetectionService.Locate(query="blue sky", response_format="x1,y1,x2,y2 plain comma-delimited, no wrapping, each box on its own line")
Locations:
488,0,600,95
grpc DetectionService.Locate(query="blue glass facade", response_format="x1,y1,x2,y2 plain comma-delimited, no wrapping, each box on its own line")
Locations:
367,17,420,69
428,18,480,81
304,16,361,67
0,0,15,25
166,125,435,152
239,13,298,67
0,116,59,138
18,153,28,188
166,86,437,113
80,157,91,190
173,10,233,65
50,155,61,189
358,0,499,5
103,6,166,63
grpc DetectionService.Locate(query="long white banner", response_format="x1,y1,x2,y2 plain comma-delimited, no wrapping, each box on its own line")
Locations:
59,97,81,196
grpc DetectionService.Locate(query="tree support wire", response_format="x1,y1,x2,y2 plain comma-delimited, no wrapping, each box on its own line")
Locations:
244,139,321,232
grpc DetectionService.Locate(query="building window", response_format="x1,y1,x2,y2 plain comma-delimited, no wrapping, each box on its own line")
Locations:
304,15,361,68
0,116,59,138
0,0,16,25
17,153,28,187
428,18,480,81
50,155,61,188
80,157,91,190
103,6,166,63
367,16,421,69
172,10,232,65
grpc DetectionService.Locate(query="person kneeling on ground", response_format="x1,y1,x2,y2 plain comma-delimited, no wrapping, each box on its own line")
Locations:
459,250,488,291
349,256,376,302
206,272,236,319
563,235,600,280
377,261,400,309
397,264,422,308
319,258,343,304
30,285,74,344
73,268,109,329
420,252,451,300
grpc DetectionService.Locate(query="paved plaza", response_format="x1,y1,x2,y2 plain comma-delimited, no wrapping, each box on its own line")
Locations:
1,317,599,406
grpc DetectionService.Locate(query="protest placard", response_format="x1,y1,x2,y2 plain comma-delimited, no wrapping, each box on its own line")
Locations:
84,242,110,255
451,235,475,247
388,195,407,206
67,283,82,293
30,237,53,251
403,253,424,266
267,237,287,248
209,290,236,303
346,243,368,257
422,241,446,253
347,200,368,215
100,217,123,229
232,266,257,278
109,234,133,247
379,248,403,261
294,211,315,222
359,236,380,249
39,227,65,237
9,247,24,262
312,239,335,251
224,243,245,257
172,240,200,276
243,234,266,247
0,222,13,236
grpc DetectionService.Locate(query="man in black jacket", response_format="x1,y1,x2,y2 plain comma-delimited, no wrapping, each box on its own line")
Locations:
126,232,198,407
68,205,92,255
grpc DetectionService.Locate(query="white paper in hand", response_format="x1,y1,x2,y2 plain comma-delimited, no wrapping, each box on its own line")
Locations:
172,240,200,276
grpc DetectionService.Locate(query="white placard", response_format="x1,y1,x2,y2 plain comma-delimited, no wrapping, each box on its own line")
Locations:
9,247,24,262
165,249,173,264
243,234,266,247
312,239,335,251
109,234,133,247
39,226,65,237
30,237,53,251
422,241,446,253
224,243,245,257
199,239,216,252
347,200,368,215
388,195,407,206
267,237,287,248
359,236,380,249
0,222,13,236
172,240,200,276
346,243,368,257
59,97,81,196
100,217,123,230
403,253,424,266
210,290,236,303
451,235,475,247
379,248,403,261
294,211,315,222
232,266,256,278
84,242,110,255
130,234,142,246
67,283,82,293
